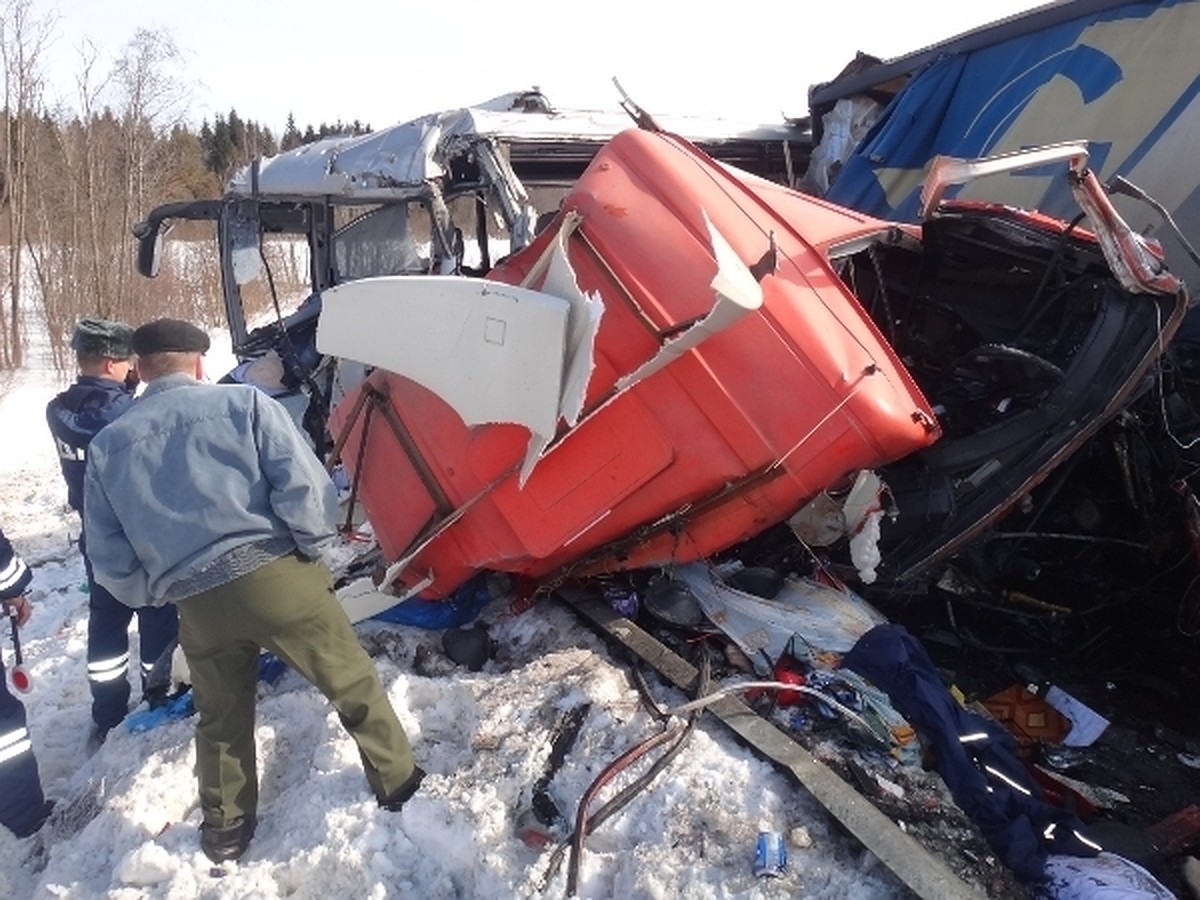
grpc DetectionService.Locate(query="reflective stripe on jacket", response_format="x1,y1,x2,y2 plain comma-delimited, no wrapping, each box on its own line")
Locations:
0,527,32,601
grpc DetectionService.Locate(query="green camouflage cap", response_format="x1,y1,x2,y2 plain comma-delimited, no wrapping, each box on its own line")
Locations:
70,317,135,359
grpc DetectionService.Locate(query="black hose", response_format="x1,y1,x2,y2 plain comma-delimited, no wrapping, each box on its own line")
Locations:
558,651,711,895
579,714,697,838
631,664,670,723
584,657,710,831
563,726,682,894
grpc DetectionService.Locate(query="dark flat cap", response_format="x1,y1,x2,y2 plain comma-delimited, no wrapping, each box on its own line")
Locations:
132,318,211,355
71,317,135,359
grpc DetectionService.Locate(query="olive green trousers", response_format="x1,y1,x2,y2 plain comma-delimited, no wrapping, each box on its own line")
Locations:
176,552,415,827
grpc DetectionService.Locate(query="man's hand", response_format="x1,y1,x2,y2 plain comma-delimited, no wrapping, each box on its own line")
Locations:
2,595,31,627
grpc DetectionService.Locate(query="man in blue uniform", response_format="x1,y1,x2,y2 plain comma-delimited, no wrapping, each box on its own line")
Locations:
0,525,53,838
46,318,178,748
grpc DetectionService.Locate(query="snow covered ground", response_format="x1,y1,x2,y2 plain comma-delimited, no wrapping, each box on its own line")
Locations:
0,331,906,898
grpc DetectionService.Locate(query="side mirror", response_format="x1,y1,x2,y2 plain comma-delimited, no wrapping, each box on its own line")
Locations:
131,200,223,280
133,219,166,278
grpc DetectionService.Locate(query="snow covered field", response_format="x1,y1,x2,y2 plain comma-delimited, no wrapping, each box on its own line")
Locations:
0,331,905,898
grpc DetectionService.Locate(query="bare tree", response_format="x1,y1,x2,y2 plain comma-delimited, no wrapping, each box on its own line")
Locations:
15,21,284,369
24,110,75,371
0,0,52,368
25,26,192,365
111,28,188,321
24,39,109,369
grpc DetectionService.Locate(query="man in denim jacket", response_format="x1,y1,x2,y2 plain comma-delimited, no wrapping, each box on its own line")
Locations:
83,318,421,864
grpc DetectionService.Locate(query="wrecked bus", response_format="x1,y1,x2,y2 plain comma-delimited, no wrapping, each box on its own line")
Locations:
134,89,805,387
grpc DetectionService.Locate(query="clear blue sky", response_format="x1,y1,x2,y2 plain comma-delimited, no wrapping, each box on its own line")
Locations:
30,0,1049,132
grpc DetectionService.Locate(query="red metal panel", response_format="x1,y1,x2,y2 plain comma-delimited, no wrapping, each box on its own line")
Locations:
336,129,938,597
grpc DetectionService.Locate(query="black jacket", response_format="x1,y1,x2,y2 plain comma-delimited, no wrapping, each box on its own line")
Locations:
843,624,1100,883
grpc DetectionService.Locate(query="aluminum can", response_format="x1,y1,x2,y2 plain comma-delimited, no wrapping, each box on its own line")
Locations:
753,830,787,877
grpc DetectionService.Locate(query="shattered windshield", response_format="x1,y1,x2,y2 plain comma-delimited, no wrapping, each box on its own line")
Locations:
238,231,312,331
445,193,515,271
333,204,430,281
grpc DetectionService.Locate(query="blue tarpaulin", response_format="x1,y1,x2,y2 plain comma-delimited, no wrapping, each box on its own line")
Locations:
825,0,1200,290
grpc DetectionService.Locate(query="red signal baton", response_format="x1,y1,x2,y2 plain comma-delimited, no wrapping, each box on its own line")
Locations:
7,608,30,694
